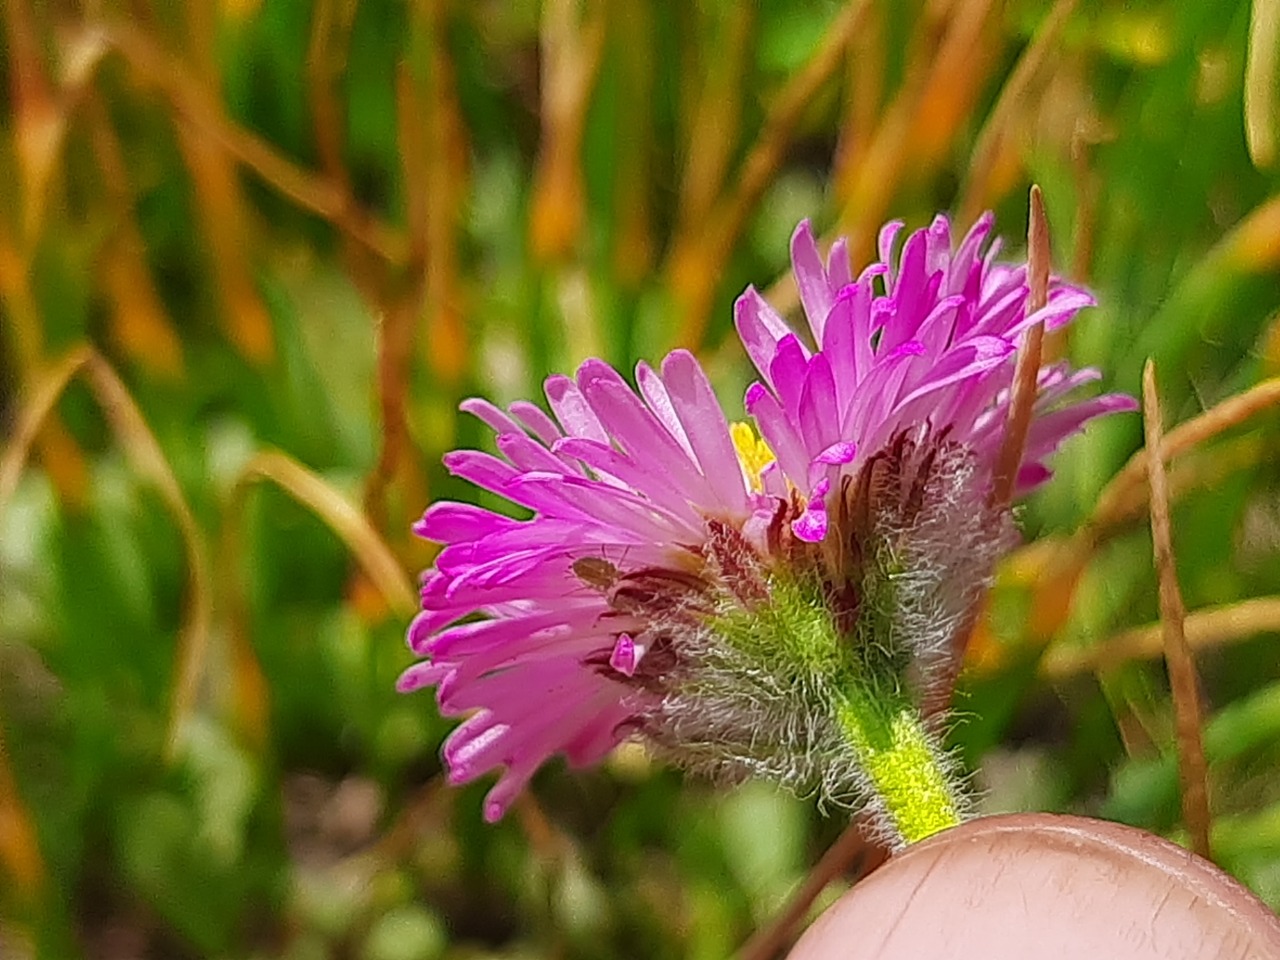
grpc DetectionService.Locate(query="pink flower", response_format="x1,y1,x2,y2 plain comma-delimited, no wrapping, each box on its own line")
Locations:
398,351,765,822
400,214,1136,823
738,215,1137,541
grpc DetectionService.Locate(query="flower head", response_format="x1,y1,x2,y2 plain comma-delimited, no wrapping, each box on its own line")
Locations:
400,213,1136,838
738,214,1135,541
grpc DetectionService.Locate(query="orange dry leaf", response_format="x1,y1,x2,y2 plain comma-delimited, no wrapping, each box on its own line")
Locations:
529,0,604,264
428,302,469,386
0,234,91,507
840,0,1001,259
975,127,1028,218
833,2,884,203
307,0,359,192
4,0,64,246
530,157,586,266
101,239,185,379
178,128,276,364
229,628,271,754
32,419,91,512
0,726,46,900
348,570,392,623
86,94,185,378
426,99,470,383
906,0,1001,165
956,0,1085,223
964,550,1086,674
220,0,264,20
1219,192,1280,271
667,232,723,349
962,596,1004,673
964,538,1087,674
1024,555,1088,643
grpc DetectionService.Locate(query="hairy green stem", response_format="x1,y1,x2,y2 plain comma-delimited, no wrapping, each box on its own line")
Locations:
836,685,963,846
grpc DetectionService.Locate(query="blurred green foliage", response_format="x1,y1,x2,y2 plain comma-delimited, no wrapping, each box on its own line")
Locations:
2,0,1280,957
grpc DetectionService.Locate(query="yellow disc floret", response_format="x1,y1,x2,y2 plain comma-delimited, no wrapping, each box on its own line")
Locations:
730,421,776,493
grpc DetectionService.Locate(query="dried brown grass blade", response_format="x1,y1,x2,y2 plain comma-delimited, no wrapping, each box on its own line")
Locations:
358,2,469,543
396,59,431,272
0,229,91,508
225,624,272,754
0,345,214,762
172,5,270,368
1067,133,1101,286
1090,376,1280,534
941,186,1052,691
306,0,359,192
1001,376,1280,665
735,822,887,960
611,2,656,286
900,0,1002,166
837,0,999,261
78,356,214,761
991,185,1050,508
1142,359,1212,860
832,4,884,206
670,0,869,347
0,231,44,375
1042,597,1280,678
96,21,407,265
408,3,470,386
0,346,94,513
4,0,61,246
364,293,427,537
675,7,752,235
345,68,432,542
219,451,415,747
967,430,1268,675
86,94,185,378
957,0,1082,223
529,0,605,263
1078,432,1266,537
725,0,864,235
174,122,277,363
231,451,416,619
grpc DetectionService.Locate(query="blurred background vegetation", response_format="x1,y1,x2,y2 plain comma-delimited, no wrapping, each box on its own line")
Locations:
2,0,1280,957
